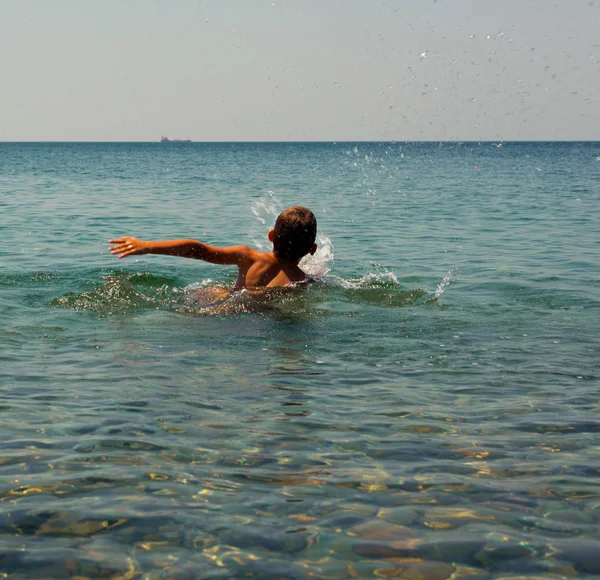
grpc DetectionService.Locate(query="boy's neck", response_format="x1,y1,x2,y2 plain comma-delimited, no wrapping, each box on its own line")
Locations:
270,250,301,266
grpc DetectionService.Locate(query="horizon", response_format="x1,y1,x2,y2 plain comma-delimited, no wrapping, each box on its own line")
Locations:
2,139,600,144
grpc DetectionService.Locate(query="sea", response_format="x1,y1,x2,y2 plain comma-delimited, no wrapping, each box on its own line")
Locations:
1,141,599,579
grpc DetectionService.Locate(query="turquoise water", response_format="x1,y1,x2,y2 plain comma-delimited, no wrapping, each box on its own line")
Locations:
1,142,599,578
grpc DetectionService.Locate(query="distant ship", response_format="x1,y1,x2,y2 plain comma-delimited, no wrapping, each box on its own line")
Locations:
160,136,191,143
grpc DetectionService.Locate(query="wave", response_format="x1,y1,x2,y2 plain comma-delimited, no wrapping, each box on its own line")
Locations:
51,271,176,315
47,267,448,316
320,271,429,309
327,270,400,290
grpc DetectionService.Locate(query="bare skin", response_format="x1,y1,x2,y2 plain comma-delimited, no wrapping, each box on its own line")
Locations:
108,230,317,288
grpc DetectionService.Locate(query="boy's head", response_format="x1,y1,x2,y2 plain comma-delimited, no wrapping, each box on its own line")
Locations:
269,206,317,262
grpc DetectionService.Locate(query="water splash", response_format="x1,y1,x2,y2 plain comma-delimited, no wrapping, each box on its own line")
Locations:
249,191,334,276
52,272,173,314
329,271,399,290
323,271,426,308
300,233,334,277
249,190,281,237
180,285,277,315
433,269,454,299
177,278,216,293
52,268,431,316
325,269,451,307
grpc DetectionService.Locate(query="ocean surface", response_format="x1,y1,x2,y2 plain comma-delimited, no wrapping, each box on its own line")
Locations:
1,141,599,579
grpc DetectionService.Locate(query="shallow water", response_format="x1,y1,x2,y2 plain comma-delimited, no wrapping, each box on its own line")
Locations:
1,142,600,578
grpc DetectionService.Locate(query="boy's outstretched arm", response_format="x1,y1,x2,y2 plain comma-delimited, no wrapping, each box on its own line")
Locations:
108,236,253,265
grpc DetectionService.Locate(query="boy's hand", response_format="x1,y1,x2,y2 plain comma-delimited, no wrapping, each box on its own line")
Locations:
109,237,149,259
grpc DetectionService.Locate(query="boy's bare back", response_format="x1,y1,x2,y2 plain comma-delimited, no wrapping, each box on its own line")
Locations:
233,248,311,288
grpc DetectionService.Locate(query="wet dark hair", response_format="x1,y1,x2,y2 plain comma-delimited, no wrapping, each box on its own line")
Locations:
273,206,317,262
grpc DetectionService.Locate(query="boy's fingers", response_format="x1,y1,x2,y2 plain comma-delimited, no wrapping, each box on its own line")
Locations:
109,242,133,249
109,245,130,253
109,237,136,244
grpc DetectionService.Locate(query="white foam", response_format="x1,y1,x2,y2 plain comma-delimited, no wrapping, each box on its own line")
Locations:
300,233,334,276
178,279,215,292
327,271,399,289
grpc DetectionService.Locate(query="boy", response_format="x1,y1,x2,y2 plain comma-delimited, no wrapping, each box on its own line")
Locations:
109,206,317,288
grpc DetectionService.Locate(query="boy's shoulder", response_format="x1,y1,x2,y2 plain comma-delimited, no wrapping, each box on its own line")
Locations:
244,246,275,261
227,245,271,261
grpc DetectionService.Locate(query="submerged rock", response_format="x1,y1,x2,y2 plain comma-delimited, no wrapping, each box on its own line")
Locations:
353,539,421,560
555,540,600,574
375,560,455,580
473,541,534,567
219,528,308,554
377,506,422,526
349,519,417,540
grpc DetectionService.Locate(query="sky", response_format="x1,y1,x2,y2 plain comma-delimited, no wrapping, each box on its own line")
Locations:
1,0,599,141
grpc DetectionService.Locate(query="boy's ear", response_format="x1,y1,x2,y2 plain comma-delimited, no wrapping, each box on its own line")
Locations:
309,243,317,255
268,229,275,243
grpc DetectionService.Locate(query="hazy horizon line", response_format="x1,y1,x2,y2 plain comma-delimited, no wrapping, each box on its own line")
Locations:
1,139,599,144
